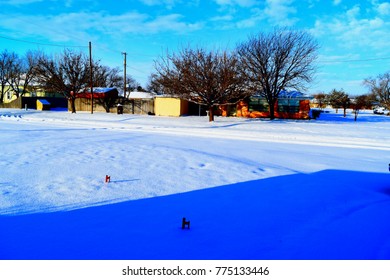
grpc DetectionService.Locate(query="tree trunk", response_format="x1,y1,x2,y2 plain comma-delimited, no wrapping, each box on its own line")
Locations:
70,97,76,113
208,106,214,122
0,89,4,104
269,101,276,120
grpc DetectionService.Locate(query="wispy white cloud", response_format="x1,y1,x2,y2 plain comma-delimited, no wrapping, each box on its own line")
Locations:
317,53,361,65
210,14,234,22
141,14,203,34
309,2,389,94
214,0,257,7
376,2,390,15
138,0,178,9
0,0,95,8
263,0,298,26
64,0,73,7
333,0,341,6
346,5,360,19
138,0,201,9
0,0,44,4
0,12,97,43
0,11,203,46
311,2,390,51
212,0,298,29
235,8,264,28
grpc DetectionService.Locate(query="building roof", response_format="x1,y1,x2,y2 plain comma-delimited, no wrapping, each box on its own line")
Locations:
252,90,311,100
37,99,50,105
128,91,155,99
77,87,119,99
278,90,309,99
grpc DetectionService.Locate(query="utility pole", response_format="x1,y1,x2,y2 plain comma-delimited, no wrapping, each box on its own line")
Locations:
122,52,127,99
89,41,93,114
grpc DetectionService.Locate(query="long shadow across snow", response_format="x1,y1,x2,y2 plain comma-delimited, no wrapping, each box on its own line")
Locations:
0,170,389,260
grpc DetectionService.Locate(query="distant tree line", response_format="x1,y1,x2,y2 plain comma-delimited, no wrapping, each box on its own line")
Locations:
0,49,141,113
313,76,390,121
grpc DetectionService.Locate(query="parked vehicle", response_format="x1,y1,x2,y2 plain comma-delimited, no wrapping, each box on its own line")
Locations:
373,107,389,115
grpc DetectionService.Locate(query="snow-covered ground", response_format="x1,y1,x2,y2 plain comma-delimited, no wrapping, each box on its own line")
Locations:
0,108,389,260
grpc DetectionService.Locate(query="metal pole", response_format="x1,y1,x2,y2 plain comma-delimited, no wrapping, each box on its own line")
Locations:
89,41,93,114
122,52,127,99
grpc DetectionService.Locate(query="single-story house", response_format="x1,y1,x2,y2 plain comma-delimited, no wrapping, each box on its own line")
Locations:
236,90,312,119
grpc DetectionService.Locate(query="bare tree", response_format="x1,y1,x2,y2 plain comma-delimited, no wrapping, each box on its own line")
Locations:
154,47,251,121
236,28,318,119
93,64,139,92
35,50,90,113
9,50,41,98
0,50,16,103
364,72,390,110
146,73,165,94
93,64,121,88
0,50,41,102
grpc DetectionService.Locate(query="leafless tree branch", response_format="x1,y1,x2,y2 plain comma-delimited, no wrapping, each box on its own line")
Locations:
237,28,318,119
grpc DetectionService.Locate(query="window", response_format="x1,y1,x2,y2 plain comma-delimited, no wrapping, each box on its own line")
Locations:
278,99,299,113
249,98,269,112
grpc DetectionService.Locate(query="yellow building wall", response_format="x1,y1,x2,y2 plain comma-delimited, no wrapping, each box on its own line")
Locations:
154,97,188,117
36,99,50,110
2,87,60,103
4,94,17,103
2,86,16,103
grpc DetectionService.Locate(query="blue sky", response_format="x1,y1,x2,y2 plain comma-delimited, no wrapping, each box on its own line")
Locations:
0,0,389,95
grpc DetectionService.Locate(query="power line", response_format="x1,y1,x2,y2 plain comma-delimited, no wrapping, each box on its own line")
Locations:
0,33,152,76
0,34,88,48
126,65,151,74
92,41,157,59
0,14,153,78
319,56,390,64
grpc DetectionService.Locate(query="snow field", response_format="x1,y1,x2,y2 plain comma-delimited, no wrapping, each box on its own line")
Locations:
0,108,389,259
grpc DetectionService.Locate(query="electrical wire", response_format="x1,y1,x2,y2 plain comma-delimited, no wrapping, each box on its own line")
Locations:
0,34,88,48
0,34,151,75
318,56,390,64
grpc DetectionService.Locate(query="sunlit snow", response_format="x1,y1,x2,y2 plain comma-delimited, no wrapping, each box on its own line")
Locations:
0,108,389,259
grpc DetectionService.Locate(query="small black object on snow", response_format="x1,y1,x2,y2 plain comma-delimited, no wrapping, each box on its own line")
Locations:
182,217,190,229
